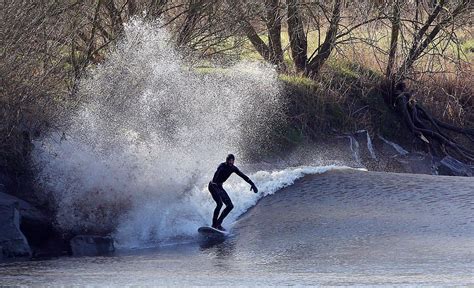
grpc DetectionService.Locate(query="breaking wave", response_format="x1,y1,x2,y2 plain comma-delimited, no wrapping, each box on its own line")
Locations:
32,19,356,248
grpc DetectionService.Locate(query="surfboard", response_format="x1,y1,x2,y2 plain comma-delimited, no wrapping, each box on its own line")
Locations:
198,226,229,238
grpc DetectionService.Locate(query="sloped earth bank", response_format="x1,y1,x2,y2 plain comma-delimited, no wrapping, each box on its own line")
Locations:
1,169,472,286
307,130,474,176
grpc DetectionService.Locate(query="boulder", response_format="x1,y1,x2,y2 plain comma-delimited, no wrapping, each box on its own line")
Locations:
0,202,31,258
70,235,115,256
437,156,474,177
378,135,409,157
0,190,49,227
392,152,436,175
0,190,52,253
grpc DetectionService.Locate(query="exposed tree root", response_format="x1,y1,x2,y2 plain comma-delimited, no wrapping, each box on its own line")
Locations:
391,82,474,164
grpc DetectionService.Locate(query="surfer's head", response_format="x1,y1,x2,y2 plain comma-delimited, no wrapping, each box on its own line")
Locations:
226,154,235,166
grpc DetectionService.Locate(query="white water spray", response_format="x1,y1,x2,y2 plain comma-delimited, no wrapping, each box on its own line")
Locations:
33,19,280,244
33,20,352,248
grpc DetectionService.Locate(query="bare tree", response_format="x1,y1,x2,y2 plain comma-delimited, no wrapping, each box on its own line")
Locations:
286,0,388,77
266,0,285,70
1,1,76,171
382,0,474,163
305,0,343,77
386,0,401,79
287,0,307,72
225,0,285,69
2,0,473,175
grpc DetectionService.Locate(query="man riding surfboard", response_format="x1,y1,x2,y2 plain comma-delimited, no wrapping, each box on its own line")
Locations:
208,154,258,231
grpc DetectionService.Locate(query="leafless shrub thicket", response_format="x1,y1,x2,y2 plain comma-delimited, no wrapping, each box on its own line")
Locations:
0,0,235,172
1,0,473,173
381,0,474,162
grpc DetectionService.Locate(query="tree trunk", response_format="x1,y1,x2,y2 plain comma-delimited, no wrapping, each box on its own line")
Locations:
242,22,270,61
228,0,270,61
286,0,307,72
305,0,342,77
265,0,285,70
386,0,400,80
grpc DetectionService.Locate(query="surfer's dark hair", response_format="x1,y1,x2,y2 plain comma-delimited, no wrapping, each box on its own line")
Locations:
226,154,235,162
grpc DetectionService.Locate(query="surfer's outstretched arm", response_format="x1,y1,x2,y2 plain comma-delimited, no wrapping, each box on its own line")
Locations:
234,167,258,193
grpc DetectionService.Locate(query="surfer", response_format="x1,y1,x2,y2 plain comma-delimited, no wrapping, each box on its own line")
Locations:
208,154,258,231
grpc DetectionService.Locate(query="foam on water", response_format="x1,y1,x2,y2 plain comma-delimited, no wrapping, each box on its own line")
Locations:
115,164,357,248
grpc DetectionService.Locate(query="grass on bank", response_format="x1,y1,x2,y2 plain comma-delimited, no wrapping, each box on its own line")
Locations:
277,65,401,141
236,28,474,70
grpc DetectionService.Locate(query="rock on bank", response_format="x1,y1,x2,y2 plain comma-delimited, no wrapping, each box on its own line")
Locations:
0,189,50,260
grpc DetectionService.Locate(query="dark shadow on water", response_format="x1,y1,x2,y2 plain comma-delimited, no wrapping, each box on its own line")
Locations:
198,236,226,249
199,237,237,271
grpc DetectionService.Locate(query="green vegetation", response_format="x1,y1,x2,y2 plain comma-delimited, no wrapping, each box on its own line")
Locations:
279,74,317,89
275,59,414,149
461,39,474,54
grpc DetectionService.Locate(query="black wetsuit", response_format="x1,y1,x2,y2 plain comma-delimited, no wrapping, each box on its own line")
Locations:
208,163,255,227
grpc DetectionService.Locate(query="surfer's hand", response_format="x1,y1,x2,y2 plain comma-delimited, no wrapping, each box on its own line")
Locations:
250,184,258,193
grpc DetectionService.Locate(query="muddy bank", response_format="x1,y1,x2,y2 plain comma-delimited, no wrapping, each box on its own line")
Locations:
265,130,473,177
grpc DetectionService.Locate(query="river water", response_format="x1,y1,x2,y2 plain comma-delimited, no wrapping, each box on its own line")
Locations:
1,169,473,286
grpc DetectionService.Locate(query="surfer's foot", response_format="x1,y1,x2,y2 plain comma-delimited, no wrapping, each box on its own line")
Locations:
217,225,226,231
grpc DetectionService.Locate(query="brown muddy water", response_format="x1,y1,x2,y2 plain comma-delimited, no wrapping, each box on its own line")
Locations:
0,169,473,286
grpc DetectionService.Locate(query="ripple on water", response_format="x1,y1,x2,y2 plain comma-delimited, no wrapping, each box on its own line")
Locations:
1,170,473,285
